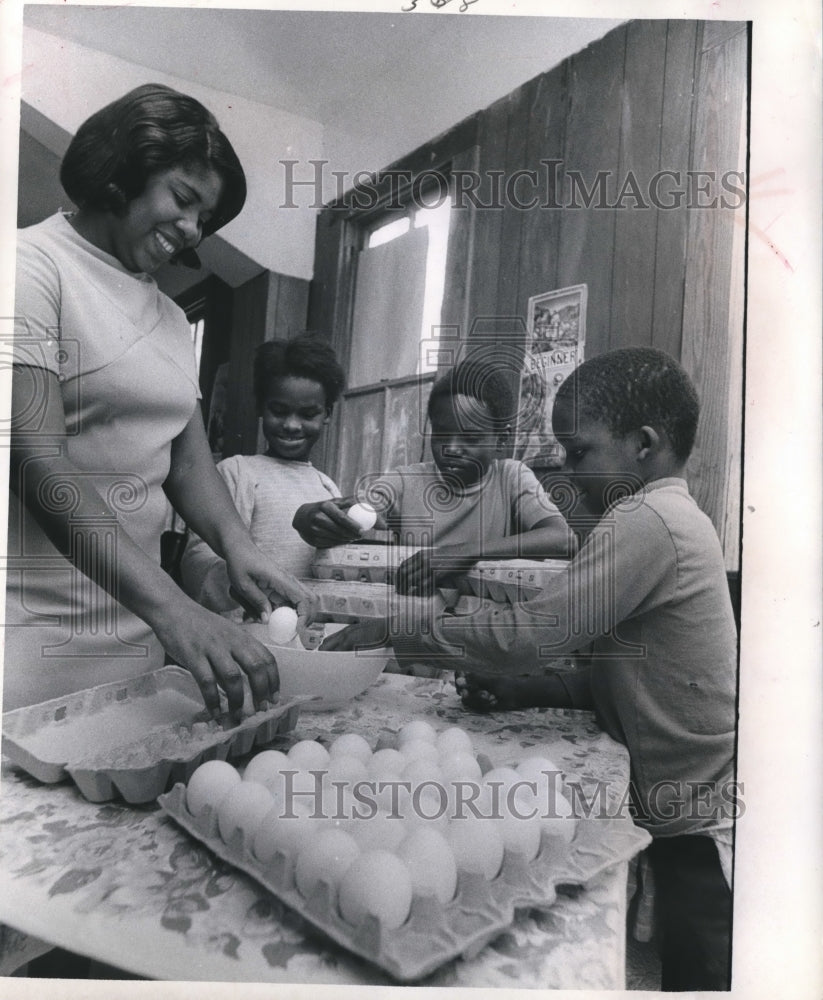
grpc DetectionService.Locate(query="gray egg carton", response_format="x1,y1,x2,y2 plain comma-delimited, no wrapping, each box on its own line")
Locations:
158,779,650,982
312,546,569,604
312,544,419,584
2,667,304,804
462,558,569,603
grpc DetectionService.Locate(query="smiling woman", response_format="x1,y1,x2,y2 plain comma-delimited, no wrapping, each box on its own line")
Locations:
68,164,224,274
5,84,316,715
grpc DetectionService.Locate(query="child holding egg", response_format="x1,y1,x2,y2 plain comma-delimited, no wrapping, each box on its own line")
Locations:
294,357,576,596
181,334,345,615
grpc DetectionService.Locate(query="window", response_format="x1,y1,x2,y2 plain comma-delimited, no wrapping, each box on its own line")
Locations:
308,115,480,492
189,316,205,375
348,194,452,388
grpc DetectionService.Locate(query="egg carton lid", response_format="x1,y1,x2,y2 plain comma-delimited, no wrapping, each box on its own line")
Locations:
158,781,651,982
2,666,305,805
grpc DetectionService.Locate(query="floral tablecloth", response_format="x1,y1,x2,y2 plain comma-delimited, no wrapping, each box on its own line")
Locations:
0,673,633,987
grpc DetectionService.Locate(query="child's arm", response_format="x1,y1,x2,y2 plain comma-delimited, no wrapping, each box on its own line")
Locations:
292,474,400,547
395,516,576,595
389,502,678,676
455,667,593,712
179,456,247,612
292,496,368,547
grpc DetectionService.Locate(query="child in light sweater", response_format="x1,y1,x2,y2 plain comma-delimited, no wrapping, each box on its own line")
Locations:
180,334,344,613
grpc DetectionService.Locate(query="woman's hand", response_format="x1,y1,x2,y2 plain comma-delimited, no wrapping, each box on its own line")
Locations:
394,545,477,596
150,598,280,718
292,497,381,548
319,619,392,652
225,540,318,627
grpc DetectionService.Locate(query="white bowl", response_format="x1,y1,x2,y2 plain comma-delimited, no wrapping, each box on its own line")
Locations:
245,623,389,711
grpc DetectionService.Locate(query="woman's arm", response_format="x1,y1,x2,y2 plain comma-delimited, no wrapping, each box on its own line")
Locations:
9,366,278,716
164,411,316,621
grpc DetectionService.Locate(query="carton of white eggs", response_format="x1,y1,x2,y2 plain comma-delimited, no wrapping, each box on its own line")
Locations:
159,724,651,981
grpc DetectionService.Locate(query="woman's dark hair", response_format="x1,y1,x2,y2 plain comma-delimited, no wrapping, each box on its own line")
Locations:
553,347,700,461
253,334,346,412
427,357,515,432
60,84,246,237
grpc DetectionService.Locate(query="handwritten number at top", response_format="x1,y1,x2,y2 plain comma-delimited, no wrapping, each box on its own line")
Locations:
401,0,480,13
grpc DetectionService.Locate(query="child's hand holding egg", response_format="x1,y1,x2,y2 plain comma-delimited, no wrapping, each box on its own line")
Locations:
346,501,377,533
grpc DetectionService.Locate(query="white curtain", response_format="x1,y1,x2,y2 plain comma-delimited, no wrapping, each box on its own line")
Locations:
348,225,429,387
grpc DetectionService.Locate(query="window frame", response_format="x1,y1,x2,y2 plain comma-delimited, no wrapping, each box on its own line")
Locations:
307,115,480,485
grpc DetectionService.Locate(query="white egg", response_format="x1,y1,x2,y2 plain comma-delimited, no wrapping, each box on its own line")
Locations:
186,759,241,817
400,738,440,764
216,780,274,844
397,827,458,903
252,800,319,863
288,740,331,770
439,751,482,782
436,726,474,756
295,829,361,901
324,754,370,786
448,817,505,880
242,750,291,791
276,767,325,820
516,755,562,781
405,780,451,834
349,809,407,852
338,851,413,929
267,605,299,645
539,788,578,845
516,755,563,796
329,733,373,763
317,783,358,836
483,766,521,793
490,811,542,861
368,748,406,780
512,756,562,818
402,758,445,785
397,720,438,746
347,502,377,531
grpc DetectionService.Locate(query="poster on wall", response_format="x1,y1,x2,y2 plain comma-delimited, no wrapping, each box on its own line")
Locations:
516,283,587,468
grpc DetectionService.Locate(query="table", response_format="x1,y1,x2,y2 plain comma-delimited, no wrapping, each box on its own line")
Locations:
0,673,636,988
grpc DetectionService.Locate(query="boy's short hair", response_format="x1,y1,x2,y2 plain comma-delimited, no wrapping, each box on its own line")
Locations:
60,84,246,238
427,358,515,432
554,347,700,461
253,334,346,411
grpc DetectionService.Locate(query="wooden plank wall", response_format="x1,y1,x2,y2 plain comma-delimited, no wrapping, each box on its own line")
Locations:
222,270,310,458
442,19,747,565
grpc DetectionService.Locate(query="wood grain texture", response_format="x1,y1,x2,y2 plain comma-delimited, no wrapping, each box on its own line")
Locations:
556,24,627,358
223,271,270,458
441,145,480,339
651,20,699,359
223,270,311,460
464,93,513,324
681,25,747,558
495,78,537,324
266,273,309,344
336,391,385,496
610,19,668,348
515,63,567,315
